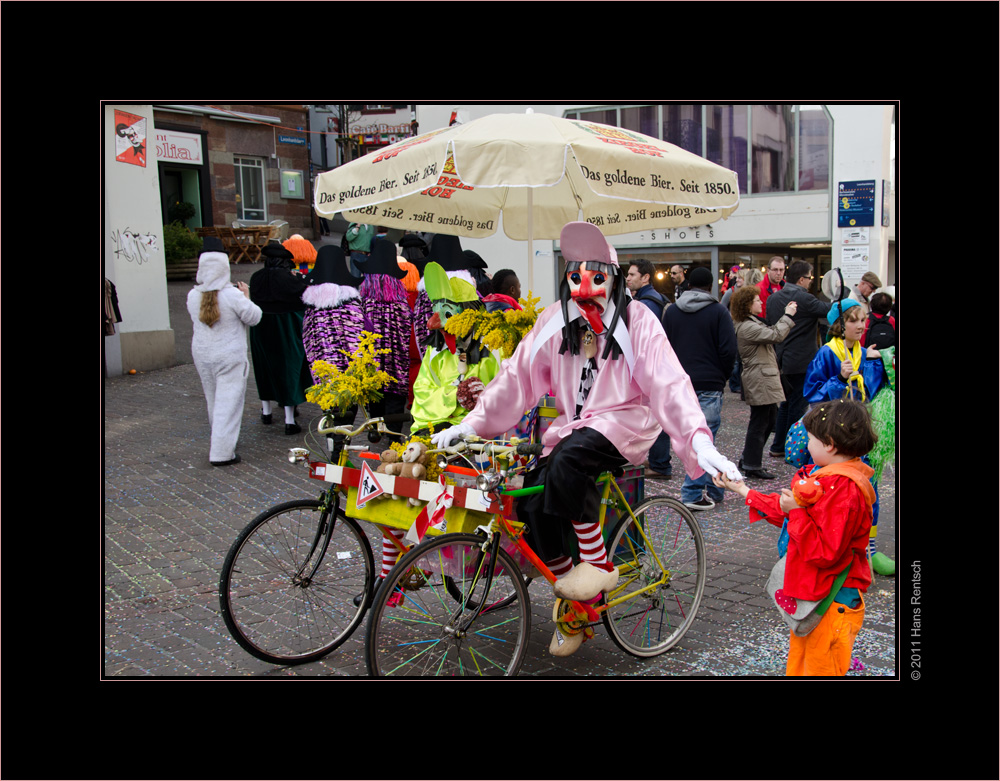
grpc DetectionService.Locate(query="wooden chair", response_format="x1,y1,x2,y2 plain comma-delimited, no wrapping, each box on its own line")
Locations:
232,227,254,264
211,227,244,263
244,227,272,262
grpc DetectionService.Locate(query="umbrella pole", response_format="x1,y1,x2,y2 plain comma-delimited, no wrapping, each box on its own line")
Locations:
526,188,534,291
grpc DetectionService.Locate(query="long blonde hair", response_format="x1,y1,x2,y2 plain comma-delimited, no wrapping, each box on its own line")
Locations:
826,303,864,339
199,290,220,327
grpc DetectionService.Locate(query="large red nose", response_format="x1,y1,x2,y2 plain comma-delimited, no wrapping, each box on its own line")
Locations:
570,268,608,333
570,269,607,301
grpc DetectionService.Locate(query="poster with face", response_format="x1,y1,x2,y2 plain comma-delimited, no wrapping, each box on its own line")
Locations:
114,110,147,167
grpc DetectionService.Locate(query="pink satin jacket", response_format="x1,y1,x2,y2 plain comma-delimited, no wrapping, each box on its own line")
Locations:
463,299,711,476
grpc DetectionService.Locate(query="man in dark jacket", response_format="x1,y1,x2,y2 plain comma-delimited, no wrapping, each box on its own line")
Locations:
626,259,668,318
763,260,831,458
626,260,671,477
663,267,737,509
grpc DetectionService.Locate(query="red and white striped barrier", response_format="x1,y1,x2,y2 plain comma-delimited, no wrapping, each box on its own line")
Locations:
309,461,512,517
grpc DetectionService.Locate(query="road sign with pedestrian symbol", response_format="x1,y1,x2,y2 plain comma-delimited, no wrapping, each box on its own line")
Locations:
356,461,385,508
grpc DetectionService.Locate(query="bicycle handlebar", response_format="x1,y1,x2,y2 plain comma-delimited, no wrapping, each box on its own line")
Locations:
443,438,544,459
316,412,412,438
318,415,543,458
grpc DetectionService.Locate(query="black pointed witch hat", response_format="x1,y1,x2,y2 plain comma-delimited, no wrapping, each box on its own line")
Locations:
306,245,363,287
359,238,407,279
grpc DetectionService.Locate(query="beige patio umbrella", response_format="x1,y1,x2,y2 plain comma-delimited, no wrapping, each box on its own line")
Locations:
315,110,740,285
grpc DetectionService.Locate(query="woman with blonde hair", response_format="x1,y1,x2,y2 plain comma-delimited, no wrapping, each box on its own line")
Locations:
186,238,262,465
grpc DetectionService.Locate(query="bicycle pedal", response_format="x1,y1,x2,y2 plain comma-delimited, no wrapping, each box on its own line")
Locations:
552,598,599,633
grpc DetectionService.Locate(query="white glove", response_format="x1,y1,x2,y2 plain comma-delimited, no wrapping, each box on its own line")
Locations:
431,420,477,449
692,433,742,480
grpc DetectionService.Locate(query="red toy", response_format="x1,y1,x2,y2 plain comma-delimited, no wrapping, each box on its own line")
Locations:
791,476,824,506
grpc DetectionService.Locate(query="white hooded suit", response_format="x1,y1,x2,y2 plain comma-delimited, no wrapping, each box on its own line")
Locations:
186,251,262,463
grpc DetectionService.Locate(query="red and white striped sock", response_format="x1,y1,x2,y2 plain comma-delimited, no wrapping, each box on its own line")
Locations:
547,556,574,579
573,520,613,572
381,529,405,579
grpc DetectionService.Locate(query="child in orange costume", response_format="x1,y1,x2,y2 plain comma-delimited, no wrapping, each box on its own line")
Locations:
714,399,878,676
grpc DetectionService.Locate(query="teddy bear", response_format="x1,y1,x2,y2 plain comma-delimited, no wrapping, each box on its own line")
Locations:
375,448,400,475
378,441,429,505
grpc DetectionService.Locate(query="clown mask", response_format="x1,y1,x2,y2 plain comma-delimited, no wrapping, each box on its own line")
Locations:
428,299,463,331
427,299,463,353
423,261,479,354
566,261,614,334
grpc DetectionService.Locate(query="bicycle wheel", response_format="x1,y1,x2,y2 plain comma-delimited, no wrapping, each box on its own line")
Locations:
443,550,532,611
366,534,530,677
220,498,374,665
603,496,706,657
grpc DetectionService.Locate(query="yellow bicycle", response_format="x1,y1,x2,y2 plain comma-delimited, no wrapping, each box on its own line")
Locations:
364,436,707,677
219,414,706,676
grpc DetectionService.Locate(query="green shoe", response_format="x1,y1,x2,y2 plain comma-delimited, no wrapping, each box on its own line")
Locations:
870,551,895,576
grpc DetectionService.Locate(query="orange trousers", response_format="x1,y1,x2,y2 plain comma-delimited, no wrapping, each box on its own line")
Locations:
786,595,865,676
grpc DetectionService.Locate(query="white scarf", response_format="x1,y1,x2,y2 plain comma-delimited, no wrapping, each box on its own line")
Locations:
530,298,635,378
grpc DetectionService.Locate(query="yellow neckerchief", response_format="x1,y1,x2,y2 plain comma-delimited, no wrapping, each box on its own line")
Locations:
828,338,865,401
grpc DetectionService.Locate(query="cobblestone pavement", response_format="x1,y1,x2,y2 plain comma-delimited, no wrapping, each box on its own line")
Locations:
103,260,899,678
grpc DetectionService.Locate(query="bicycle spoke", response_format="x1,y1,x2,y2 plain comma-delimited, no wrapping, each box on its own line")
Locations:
367,535,529,677
220,501,373,664
603,498,706,657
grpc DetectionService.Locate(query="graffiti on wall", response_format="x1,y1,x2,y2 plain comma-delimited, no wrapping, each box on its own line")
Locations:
114,109,147,167
112,228,159,265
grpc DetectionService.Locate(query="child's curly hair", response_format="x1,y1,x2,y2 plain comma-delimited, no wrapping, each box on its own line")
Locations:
803,399,877,458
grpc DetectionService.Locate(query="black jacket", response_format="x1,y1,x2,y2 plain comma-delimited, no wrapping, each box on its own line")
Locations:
764,284,831,374
663,289,737,392
249,258,308,314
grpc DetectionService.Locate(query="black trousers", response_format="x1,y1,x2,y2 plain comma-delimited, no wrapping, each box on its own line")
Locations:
516,427,628,563
771,372,807,454
742,403,777,470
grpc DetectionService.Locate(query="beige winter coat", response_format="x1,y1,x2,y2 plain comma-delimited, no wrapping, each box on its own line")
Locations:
735,315,794,406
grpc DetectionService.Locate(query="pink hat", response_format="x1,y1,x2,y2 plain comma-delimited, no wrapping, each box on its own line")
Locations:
560,221,612,266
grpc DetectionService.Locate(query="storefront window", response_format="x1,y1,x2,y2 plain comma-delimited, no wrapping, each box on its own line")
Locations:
798,105,830,191
578,108,617,126
751,105,795,193
662,104,703,155
620,105,657,138
565,103,831,196
706,105,748,194
235,156,266,222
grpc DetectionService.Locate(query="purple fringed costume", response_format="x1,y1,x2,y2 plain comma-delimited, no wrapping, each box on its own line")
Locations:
359,274,411,394
301,283,365,380
412,290,435,354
